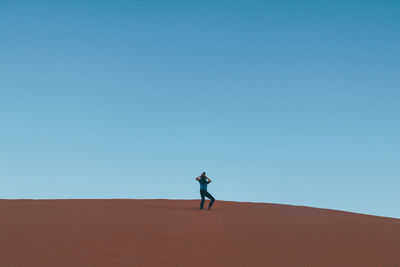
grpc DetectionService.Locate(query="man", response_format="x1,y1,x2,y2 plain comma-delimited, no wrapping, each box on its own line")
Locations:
195,172,215,210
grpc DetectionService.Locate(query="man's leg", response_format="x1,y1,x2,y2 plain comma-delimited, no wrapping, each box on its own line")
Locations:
205,191,215,209
200,190,206,209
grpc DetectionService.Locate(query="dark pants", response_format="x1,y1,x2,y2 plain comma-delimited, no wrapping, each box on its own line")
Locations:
200,189,215,209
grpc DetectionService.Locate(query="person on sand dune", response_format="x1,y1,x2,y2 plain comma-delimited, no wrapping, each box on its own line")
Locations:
195,172,215,210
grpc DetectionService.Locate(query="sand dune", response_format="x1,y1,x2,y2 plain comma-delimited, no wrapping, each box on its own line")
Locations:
0,199,399,266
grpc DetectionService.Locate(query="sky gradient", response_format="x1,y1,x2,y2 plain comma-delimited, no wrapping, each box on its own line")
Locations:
1,0,399,218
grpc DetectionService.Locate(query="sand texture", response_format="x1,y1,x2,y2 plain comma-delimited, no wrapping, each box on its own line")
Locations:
1,199,399,266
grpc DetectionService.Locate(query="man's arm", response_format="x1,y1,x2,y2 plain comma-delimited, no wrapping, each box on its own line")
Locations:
206,177,212,183
195,176,200,181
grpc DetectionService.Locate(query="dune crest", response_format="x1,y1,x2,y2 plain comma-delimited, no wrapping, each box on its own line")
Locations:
1,199,399,266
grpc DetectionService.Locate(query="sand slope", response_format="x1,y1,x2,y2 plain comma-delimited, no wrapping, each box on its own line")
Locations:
1,199,399,266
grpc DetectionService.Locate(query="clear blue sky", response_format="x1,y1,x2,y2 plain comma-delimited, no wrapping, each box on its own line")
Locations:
1,0,399,218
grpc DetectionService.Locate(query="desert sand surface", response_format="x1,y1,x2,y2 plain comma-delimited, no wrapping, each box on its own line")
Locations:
1,199,399,267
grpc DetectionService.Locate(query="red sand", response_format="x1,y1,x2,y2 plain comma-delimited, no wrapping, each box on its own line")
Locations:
1,199,399,266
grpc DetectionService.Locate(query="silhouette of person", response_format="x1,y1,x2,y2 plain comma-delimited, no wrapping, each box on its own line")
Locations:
195,172,215,210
